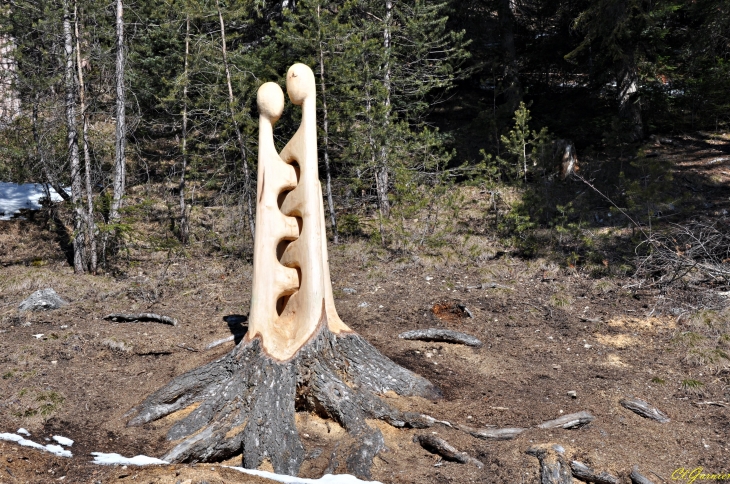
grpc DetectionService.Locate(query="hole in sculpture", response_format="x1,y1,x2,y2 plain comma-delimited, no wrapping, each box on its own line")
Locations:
277,190,290,211
276,295,290,316
290,161,301,183
276,239,290,260
275,268,301,316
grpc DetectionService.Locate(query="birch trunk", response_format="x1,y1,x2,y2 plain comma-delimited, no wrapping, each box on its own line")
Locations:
316,4,338,244
110,0,126,228
75,3,96,273
375,0,392,219
63,0,85,274
216,0,255,239
178,15,190,244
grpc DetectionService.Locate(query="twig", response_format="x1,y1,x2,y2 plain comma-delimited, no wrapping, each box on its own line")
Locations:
538,411,595,429
466,282,514,291
620,397,670,423
457,424,525,441
573,173,649,240
177,343,198,352
525,444,572,484
570,461,620,484
630,465,656,484
104,313,178,326
413,434,483,468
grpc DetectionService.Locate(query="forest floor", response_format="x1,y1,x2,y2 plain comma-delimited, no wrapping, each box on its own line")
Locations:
1,134,729,484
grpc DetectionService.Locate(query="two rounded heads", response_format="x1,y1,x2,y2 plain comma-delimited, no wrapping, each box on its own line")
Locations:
257,63,315,122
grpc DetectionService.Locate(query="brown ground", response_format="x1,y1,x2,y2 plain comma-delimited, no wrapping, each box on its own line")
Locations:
1,135,729,484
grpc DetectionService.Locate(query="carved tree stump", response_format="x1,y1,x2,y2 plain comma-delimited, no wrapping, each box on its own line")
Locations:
126,65,440,479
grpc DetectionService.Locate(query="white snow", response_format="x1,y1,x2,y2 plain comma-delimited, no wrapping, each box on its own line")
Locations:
0,433,72,457
0,182,65,220
53,435,74,447
228,467,383,484
90,452,169,466
16,428,30,436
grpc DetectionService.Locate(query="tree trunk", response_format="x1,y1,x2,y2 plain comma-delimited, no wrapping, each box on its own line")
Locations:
618,54,643,141
178,14,190,245
128,66,440,479
216,0,255,239
75,3,97,273
498,0,520,114
33,96,71,203
376,0,392,219
109,0,126,238
63,0,85,274
316,4,338,244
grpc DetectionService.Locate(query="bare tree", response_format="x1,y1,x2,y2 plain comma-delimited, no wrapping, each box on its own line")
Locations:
62,0,85,273
75,2,96,273
375,0,392,219
316,3,338,243
216,0,255,239
109,0,126,238
178,14,190,244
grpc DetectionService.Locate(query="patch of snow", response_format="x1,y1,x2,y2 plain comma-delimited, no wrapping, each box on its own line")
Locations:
90,452,169,466
0,433,72,457
53,435,74,447
0,182,65,220
228,467,383,484
16,428,30,436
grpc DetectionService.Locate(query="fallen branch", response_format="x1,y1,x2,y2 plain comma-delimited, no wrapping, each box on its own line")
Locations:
457,424,525,441
205,332,247,350
538,411,595,429
694,401,728,408
570,461,620,484
399,329,483,347
630,465,656,484
466,282,514,291
177,343,199,352
414,434,483,468
525,444,572,484
620,397,670,423
104,313,178,326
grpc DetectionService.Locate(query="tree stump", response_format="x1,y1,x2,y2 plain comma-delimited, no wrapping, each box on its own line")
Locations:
126,64,440,478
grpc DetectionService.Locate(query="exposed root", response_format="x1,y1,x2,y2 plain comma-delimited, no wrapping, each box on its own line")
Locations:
127,327,441,478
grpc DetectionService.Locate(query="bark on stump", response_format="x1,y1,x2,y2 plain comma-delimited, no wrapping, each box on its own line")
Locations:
127,65,441,479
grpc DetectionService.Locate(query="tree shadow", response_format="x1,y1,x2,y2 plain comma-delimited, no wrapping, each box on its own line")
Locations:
223,314,248,345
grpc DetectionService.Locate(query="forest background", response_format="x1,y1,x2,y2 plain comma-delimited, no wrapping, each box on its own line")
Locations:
0,0,728,285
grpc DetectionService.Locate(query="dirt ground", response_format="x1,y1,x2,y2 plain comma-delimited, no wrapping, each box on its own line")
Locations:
1,135,729,484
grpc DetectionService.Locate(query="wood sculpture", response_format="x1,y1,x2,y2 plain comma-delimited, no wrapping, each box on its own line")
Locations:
127,64,440,478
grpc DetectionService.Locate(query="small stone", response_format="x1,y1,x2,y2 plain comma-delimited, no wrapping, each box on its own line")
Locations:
552,364,561,370
584,343,592,349
358,302,369,308
51,361,57,365
343,288,356,294
567,391,577,398
18,289,68,312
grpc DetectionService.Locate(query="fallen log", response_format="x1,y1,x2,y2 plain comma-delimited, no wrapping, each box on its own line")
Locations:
620,397,670,423
457,424,525,441
630,465,656,484
570,460,620,484
104,313,178,326
538,411,595,429
525,444,572,484
398,329,483,347
414,434,483,468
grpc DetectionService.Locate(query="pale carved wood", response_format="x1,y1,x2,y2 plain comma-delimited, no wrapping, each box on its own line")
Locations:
247,64,350,361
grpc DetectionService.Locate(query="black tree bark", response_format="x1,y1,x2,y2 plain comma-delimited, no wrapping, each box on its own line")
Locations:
128,320,440,478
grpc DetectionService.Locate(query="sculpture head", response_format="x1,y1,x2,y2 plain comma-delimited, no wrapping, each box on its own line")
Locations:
257,82,285,122
286,63,315,106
